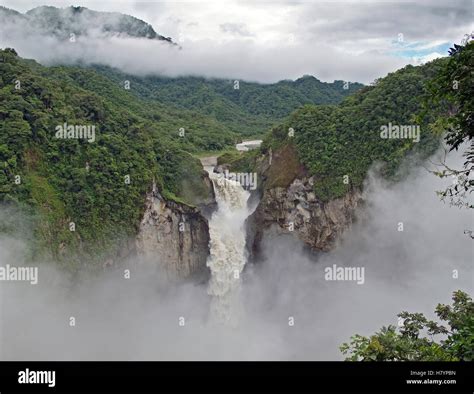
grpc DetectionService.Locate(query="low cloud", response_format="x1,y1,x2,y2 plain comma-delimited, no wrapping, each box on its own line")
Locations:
1,1,469,83
220,22,253,37
0,26,408,84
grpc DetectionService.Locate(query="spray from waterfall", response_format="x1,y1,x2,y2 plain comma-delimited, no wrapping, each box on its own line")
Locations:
205,170,251,324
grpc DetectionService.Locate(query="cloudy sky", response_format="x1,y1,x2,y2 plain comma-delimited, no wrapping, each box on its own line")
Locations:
0,0,472,83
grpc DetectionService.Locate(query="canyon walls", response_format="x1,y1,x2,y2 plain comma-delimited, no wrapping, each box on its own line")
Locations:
135,182,212,280
246,146,363,259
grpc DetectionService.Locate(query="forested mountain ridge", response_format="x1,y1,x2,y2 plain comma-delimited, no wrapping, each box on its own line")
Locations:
93,66,363,136
0,4,364,138
0,5,174,43
234,58,449,202
236,57,452,257
0,48,224,266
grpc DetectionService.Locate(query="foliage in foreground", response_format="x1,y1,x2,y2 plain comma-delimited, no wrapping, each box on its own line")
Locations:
340,291,474,361
425,38,474,209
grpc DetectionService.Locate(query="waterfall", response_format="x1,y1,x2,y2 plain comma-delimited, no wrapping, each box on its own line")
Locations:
205,170,251,324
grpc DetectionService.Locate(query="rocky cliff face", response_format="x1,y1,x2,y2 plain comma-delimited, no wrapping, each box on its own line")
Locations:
135,183,211,280
246,146,363,257
248,176,362,255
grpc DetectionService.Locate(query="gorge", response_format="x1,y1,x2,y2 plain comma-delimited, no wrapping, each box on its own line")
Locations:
0,3,472,363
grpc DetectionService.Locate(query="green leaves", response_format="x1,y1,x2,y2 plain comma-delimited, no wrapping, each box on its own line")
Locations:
340,291,473,361
422,40,474,209
429,41,473,151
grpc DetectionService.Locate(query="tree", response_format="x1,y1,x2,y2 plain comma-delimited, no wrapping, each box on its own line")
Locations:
340,291,474,361
428,34,474,209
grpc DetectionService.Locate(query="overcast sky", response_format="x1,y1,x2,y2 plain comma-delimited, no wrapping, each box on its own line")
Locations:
0,0,472,83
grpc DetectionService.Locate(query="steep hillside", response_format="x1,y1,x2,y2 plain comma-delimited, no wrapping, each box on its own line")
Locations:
0,48,220,269
93,66,363,137
237,58,448,254
258,59,447,201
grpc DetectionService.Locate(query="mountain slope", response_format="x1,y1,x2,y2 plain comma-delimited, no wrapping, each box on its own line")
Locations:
0,48,225,266
255,59,447,201
0,5,174,43
233,58,449,255
93,66,364,137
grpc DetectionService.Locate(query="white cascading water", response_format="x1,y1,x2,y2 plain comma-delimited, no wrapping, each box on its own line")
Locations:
205,169,251,324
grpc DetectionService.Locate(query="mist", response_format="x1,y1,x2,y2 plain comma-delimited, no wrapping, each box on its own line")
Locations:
0,4,436,84
0,21,403,84
2,0,472,85
0,145,472,361
243,147,473,359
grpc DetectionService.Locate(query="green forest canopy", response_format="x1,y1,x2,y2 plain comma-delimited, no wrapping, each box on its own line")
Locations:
92,65,363,137
0,48,227,266
256,58,448,201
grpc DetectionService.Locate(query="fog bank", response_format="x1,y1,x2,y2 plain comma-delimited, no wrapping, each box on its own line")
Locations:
0,148,472,360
